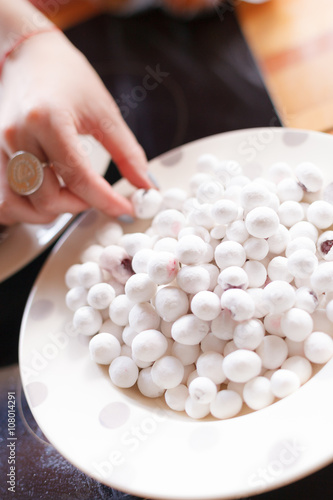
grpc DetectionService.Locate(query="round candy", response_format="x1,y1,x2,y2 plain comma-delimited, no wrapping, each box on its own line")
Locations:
154,286,189,322
89,332,121,364
233,318,265,350
280,308,313,342
245,207,279,238
152,209,186,237
66,286,87,311
151,356,185,389
165,384,189,411
147,251,179,285
210,390,243,419
185,397,210,419
196,351,226,384
270,369,300,398
214,241,246,270
256,335,288,370
73,306,103,336
190,290,221,321
295,161,324,192
87,282,116,310
243,237,269,261
109,356,139,388
243,376,274,410
175,234,208,265
220,288,255,322
171,314,209,345
304,331,333,364
188,376,217,404
218,266,249,291
109,294,134,326
307,200,333,229
131,329,168,362
137,367,165,398
262,280,296,314
281,355,312,385
222,349,262,383
78,261,103,288
131,188,163,219
128,302,160,332
124,273,157,303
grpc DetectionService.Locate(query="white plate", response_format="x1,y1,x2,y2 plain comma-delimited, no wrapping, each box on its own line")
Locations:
0,136,110,283
19,128,333,500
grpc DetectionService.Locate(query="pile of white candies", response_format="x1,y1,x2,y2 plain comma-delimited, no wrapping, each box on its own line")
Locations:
65,154,333,420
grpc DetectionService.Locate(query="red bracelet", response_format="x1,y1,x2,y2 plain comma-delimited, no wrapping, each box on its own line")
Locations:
0,25,59,77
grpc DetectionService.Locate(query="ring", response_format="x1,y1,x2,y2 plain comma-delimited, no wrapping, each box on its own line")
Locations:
7,151,50,196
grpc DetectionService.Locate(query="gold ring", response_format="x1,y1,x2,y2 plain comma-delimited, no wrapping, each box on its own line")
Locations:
7,151,49,196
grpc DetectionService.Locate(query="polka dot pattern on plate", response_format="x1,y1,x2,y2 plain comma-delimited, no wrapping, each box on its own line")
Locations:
282,131,309,146
99,401,131,429
29,299,54,321
25,381,48,407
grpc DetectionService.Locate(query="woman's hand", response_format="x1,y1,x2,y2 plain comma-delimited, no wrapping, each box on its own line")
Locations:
0,29,153,225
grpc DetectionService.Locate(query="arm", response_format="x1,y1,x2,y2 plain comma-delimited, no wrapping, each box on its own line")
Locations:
0,0,153,225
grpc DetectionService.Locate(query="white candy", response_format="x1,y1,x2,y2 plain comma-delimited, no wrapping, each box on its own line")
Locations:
87,283,116,309
247,288,270,319
89,332,121,364
267,256,293,283
222,349,262,383
304,331,333,364
147,251,179,285
151,356,185,389
264,313,284,336
95,221,123,246
128,302,160,332
189,173,212,194
191,290,221,321
220,288,255,321
196,351,226,384
65,286,87,311
276,178,303,202
172,342,200,366
73,306,103,336
310,262,333,293
287,249,318,279
152,209,186,237
267,161,293,183
210,390,243,419
233,319,265,350
211,310,236,340
131,188,163,219
243,260,267,288
99,319,123,343
188,376,217,404
196,180,223,203
211,199,238,224
243,237,269,261
270,369,300,398
185,397,210,419
171,314,209,345
175,234,207,265
99,245,133,284
278,200,304,227
307,200,333,228
109,294,134,326
154,286,189,322
245,207,279,238
131,329,168,362
240,182,271,212
326,299,333,322
218,266,249,291
225,220,249,243
78,261,103,288
131,248,155,273
122,325,138,346
289,221,318,243
285,236,316,257
262,281,296,314
201,263,220,291
165,384,188,411
109,356,139,388
65,264,82,288
295,287,319,313
137,367,165,398
214,241,246,270
153,237,178,253
120,232,152,257
124,273,157,303
280,308,313,341
267,224,290,254
256,335,288,369
281,355,312,385
243,376,274,410
295,161,324,192
201,333,226,353
196,153,220,173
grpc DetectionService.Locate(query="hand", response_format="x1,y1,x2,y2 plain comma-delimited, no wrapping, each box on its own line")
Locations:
0,29,153,225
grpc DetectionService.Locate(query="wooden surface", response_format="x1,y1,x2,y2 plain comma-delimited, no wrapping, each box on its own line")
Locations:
40,0,333,134
236,0,333,134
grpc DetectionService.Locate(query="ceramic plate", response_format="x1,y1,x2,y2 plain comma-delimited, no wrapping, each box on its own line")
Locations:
0,136,110,283
19,128,333,500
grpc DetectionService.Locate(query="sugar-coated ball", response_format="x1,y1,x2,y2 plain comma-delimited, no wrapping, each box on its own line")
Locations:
78,261,103,288
137,367,165,398
243,237,269,261
285,236,316,257
154,286,189,322
281,355,312,385
109,294,134,326
270,369,300,398
151,356,185,389
243,260,267,288
245,207,279,238
152,209,186,237
175,234,207,265
222,349,262,383
131,188,163,219
211,199,238,224
317,231,333,261
267,256,293,283
89,332,121,364
211,310,236,340
210,390,243,419
196,351,226,384
185,397,210,419
214,241,246,270
220,288,255,321
276,178,303,202
278,201,304,227
73,306,103,336
256,335,288,370
287,249,318,279
124,273,157,303
65,264,82,288
304,331,333,364
131,329,168,362
191,290,221,321
307,200,333,228
65,286,87,311
171,314,209,345
128,302,160,332
295,161,324,193
295,287,319,313
120,232,152,257
310,262,333,293
99,245,133,284
262,280,296,314
165,384,189,411
87,282,116,309
188,376,217,404
131,248,155,274
109,356,139,388
218,266,249,291
267,224,290,254
243,376,275,410
147,251,179,285
280,308,313,342
233,318,265,350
